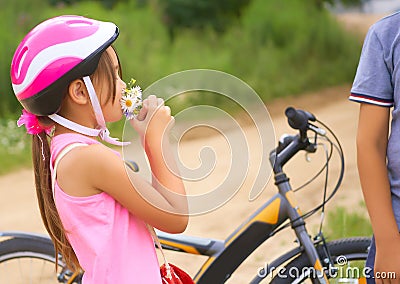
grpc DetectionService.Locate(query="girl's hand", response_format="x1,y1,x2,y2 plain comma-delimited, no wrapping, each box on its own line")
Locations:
374,239,400,283
130,95,174,147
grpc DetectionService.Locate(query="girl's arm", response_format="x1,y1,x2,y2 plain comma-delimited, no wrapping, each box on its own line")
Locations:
133,96,187,212
94,144,188,233
60,96,188,233
356,103,400,279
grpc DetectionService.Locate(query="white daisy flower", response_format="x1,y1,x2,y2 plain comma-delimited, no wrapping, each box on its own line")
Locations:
131,86,142,96
120,79,143,120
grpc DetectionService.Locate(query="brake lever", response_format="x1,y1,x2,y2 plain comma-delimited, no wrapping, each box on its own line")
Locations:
308,123,326,136
304,124,323,154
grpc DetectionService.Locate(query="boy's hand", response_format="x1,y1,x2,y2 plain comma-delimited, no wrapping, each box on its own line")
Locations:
375,239,400,283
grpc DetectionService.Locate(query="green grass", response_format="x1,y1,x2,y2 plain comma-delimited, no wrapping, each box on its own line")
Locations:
0,147,32,175
0,117,32,175
324,206,371,281
325,206,372,239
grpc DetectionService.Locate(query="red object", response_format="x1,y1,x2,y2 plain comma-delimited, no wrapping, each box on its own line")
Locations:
160,263,195,284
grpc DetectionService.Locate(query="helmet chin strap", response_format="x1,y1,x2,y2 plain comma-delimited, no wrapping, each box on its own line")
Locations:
48,76,130,146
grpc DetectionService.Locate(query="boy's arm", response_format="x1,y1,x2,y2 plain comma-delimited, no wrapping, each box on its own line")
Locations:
356,103,400,279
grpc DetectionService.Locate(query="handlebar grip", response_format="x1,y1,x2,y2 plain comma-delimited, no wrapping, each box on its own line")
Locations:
285,107,308,131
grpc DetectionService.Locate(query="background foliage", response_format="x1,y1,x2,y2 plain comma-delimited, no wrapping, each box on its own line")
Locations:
326,206,372,239
0,0,362,172
1,0,362,116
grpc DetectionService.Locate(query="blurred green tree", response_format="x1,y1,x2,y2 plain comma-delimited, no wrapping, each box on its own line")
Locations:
48,0,128,9
155,0,369,40
46,0,369,41
157,0,251,41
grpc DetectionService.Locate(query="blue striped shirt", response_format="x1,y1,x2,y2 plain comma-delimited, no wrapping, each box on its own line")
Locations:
350,11,400,229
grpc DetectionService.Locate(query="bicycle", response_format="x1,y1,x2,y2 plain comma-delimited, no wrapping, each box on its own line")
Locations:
0,107,371,283
0,231,81,283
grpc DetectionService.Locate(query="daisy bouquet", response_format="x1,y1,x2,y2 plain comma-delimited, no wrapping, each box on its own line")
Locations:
121,78,143,120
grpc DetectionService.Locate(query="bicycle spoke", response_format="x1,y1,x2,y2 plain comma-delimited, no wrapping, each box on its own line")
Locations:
0,256,60,283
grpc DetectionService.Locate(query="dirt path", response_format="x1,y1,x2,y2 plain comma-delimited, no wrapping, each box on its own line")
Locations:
336,12,388,37
0,13,385,283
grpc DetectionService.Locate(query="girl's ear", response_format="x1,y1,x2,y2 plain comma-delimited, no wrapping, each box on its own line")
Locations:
68,79,89,105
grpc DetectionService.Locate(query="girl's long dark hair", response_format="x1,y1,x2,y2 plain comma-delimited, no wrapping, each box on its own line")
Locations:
32,47,120,272
33,131,81,271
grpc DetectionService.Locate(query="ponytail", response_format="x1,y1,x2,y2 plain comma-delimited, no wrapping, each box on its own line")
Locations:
32,127,81,272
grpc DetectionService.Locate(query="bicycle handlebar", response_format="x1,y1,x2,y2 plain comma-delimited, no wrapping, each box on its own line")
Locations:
285,107,314,130
271,107,323,172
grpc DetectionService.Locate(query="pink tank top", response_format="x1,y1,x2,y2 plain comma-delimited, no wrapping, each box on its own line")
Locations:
50,133,161,284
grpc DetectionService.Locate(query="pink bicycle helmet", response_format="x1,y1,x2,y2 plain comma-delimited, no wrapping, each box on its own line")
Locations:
11,15,119,116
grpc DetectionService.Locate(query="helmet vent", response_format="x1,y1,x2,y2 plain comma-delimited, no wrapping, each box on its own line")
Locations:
15,46,28,80
66,19,93,27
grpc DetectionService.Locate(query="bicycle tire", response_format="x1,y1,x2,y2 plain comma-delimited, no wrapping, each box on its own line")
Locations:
0,233,81,283
269,237,371,283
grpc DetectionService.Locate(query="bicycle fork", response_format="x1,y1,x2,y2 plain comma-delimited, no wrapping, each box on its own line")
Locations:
275,171,329,284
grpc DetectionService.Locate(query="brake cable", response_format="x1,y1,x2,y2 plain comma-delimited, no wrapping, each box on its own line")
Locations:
268,119,345,237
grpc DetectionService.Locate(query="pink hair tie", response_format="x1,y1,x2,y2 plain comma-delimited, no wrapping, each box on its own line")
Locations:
17,109,53,135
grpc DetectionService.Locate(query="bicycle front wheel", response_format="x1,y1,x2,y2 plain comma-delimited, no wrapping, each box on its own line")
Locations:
0,232,81,283
270,237,371,284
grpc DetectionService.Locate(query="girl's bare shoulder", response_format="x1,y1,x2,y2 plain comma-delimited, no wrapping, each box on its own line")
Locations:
65,143,123,171
56,143,126,196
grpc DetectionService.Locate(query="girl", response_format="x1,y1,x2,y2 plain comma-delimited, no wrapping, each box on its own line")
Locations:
350,12,400,283
11,15,188,283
